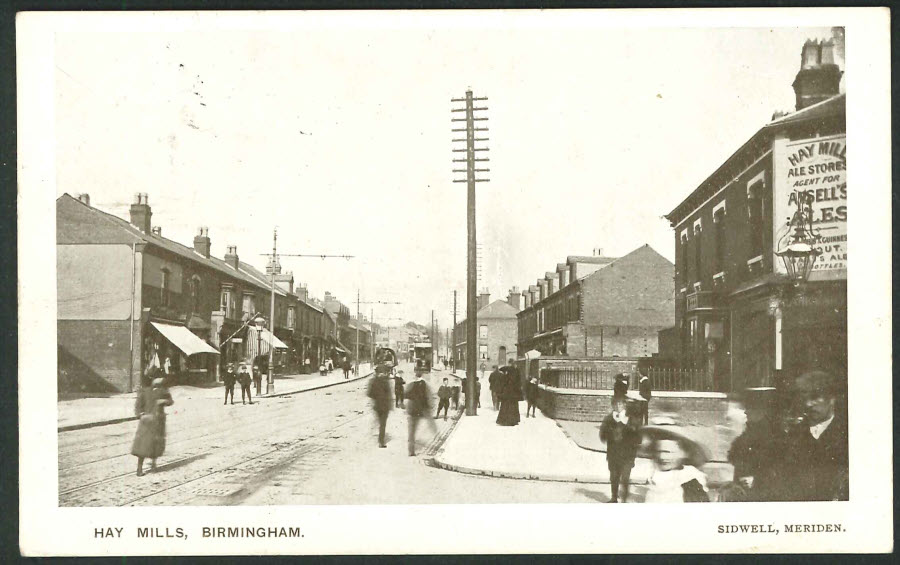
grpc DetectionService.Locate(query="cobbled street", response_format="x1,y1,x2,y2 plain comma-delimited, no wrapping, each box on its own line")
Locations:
59,365,599,506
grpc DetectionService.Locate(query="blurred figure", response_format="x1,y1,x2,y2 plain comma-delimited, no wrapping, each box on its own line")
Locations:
342,358,352,379
600,396,641,502
435,378,452,420
405,371,436,456
489,365,502,410
638,371,652,425
612,373,629,405
367,367,393,448
451,378,461,410
393,370,406,408
642,426,710,503
131,376,174,477
721,387,782,502
525,377,539,418
779,370,848,501
222,362,237,405
496,365,522,426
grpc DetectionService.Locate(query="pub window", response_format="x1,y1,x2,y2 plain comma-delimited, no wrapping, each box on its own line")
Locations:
693,219,703,283
747,175,766,257
714,205,727,274
160,268,170,307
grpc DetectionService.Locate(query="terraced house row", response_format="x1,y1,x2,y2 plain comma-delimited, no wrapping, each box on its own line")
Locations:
57,193,369,393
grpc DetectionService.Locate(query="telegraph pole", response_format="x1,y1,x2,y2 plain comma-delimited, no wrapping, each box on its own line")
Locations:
452,89,489,416
356,290,360,377
452,290,457,374
267,229,277,394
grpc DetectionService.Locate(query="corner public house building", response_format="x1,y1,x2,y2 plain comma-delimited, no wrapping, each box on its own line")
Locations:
664,40,847,392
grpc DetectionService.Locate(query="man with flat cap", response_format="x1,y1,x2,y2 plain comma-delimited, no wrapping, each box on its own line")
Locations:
779,370,848,501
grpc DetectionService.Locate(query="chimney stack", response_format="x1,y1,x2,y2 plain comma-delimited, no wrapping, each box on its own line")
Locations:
296,283,308,302
77,193,91,206
593,247,604,257
477,289,490,311
507,286,521,310
792,39,842,111
193,226,210,258
224,245,239,270
129,192,152,233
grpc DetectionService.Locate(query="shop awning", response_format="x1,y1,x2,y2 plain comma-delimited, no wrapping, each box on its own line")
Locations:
151,322,219,356
245,326,289,360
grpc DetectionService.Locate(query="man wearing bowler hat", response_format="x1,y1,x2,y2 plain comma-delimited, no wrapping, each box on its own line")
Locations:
780,370,848,501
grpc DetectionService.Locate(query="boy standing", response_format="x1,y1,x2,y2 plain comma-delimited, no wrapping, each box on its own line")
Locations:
600,397,641,502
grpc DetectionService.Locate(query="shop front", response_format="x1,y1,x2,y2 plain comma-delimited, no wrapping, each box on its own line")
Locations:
143,320,220,385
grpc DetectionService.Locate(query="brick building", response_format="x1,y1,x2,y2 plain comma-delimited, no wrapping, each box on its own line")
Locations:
453,291,519,370
57,193,333,393
517,244,675,359
664,38,847,392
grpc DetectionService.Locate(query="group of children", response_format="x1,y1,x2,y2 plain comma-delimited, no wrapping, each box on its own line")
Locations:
221,362,256,405
600,374,710,503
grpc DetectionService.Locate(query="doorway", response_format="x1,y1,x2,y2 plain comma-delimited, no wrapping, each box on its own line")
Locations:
498,346,507,366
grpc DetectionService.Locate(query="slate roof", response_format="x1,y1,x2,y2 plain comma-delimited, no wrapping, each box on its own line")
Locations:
58,193,286,296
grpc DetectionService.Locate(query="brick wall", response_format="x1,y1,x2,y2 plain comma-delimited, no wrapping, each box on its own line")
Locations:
536,385,727,425
58,320,134,393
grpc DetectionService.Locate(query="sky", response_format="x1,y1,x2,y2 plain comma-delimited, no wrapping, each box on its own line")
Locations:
52,16,840,328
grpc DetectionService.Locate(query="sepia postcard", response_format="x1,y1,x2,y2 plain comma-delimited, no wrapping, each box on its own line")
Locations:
17,8,892,555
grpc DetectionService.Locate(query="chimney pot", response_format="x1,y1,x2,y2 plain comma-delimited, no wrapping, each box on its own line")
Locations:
77,193,91,206
151,226,162,236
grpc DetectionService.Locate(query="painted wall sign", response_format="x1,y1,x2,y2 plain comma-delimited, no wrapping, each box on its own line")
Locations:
773,134,847,280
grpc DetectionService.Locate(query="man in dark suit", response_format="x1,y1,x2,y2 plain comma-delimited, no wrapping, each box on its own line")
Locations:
638,372,652,425
779,370,848,501
488,366,502,410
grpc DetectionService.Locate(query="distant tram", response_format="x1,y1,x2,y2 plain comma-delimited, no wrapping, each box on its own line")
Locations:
412,342,433,372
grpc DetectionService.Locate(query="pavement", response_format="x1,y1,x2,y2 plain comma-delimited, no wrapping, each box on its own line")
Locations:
57,363,373,432
431,386,736,488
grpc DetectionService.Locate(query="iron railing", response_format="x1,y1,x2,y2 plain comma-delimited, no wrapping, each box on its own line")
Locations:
543,366,713,392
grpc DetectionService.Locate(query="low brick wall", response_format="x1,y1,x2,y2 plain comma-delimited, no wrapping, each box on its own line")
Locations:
536,384,728,425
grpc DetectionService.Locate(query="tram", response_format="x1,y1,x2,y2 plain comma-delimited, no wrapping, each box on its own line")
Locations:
412,342,433,372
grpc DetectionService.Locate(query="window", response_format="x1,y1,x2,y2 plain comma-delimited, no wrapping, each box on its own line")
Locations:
747,173,766,257
242,293,255,316
693,219,703,283
679,229,689,284
160,268,170,307
714,206,727,274
190,276,201,313
479,344,488,359
220,287,233,318
479,325,488,340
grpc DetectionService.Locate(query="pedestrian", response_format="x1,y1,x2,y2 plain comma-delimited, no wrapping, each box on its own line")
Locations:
451,378,461,410
435,378,452,420
720,387,783,502
405,371,436,456
238,362,253,405
393,370,406,408
638,371,652,425
367,368,393,448
525,377,539,418
131,376,174,477
253,355,264,395
325,357,333,372
496,365,522,426
777,370,848,501
474,376,482,408
600,396,641,502
489,365,502,410
612,373,628,405
222,362,237,405
304,356,311,373
343,358,352,379
319,362,327,376
641,425,710,503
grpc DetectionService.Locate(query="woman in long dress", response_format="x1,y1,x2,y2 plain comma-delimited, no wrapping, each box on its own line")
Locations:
131,376,174,476
496,366,522,426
